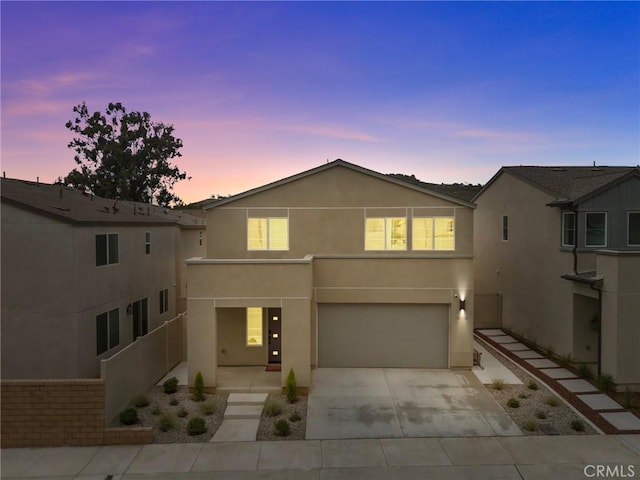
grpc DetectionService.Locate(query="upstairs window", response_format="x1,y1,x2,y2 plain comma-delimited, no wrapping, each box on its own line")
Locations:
562,212,576,247
502,216,508,241
365,217,406,250
629,212,640,246
96,308,119,356
413,217,455,250
145,232,151,255
246,307,263,346
585,212,607,247
96,233,119,266
248,218,289,250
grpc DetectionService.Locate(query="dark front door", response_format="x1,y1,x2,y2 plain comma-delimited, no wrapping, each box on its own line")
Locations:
268,308,282,364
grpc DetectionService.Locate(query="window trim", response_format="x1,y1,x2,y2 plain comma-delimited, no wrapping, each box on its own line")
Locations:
561,211,576,247
501,216,508,241
96,233,119,267
628,211,640,247
585,212,607,248
246,307,263,347
247,217,289,251
412,216,455,251
365,217,407,251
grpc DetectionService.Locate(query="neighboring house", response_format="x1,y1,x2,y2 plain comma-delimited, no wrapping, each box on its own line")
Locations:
187,160,476,390
473,166,640,386
1,178,206,379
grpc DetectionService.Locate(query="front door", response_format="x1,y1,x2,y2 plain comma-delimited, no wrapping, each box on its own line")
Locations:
132,298,148,340
268,308,282,364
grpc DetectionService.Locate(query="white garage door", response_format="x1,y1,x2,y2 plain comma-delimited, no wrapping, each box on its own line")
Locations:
317,303,449,368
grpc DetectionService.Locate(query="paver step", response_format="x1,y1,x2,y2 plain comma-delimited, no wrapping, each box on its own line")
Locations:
224,404,264,419
227,392,269,405
210,418,260,442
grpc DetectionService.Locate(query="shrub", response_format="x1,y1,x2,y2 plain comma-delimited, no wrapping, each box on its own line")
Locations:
558,353,573,368
169,397,179,406
545,396,560,407
133,394,149,408
506,398,520,408
263,399,282,417
491,378,505,391
545,345,555,358
622,387,638,409
518,392,529,399
577,363,594,380
534,409,547,420
151,403,162,416
187,417,207,436
274,419,291,436
286,368,298,403
523,419,539,432
289,413,302,422
527,379,539,390
158,412,177,432
163,376,179,394
199,399,217,416
570,419,585,432
119,407,139,425
596,374,616,394
193,371,206,402
177,407,189,418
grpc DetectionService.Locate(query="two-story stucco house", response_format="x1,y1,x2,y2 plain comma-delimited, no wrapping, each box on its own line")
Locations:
187,160,476,390
474,166,640,387
1,177,206,379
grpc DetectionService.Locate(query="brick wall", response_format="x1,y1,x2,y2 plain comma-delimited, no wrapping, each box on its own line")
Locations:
0,379,152,448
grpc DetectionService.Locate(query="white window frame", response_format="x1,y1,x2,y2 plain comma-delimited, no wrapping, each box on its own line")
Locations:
412,216,455,251
96,233,119,266
247,217,289,251
562,211,576,247
585,212,607,247
628,211,640,247
365,217,407,251
246,307,263,347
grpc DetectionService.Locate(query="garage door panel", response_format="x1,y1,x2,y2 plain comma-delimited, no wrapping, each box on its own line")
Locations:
318,304,449,368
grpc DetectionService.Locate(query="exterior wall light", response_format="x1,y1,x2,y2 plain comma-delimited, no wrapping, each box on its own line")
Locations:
459,299,466,311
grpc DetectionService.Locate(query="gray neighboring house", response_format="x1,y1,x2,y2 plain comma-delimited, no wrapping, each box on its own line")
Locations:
1,178,205,379
474,166,640,387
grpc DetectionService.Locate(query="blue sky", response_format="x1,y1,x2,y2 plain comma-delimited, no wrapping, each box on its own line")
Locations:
2,1,638,203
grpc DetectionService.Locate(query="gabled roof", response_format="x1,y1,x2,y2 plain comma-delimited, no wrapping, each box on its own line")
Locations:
1,178,206,227
202,159,476,209
388,174,482,203
474,166,640,206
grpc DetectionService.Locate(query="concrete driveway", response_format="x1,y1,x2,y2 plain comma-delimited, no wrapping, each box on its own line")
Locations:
305,368,522,439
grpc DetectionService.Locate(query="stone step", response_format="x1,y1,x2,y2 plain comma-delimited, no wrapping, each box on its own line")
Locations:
224,404,264,419
227,392,269,405
210,419,260,442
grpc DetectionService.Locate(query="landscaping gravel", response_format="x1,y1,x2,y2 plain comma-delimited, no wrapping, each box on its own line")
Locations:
256,393,307,441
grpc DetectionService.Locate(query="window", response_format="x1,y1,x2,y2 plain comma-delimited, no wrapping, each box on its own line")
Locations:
562,212,576,247
585,212,607,247
159,288,168,314
145,232,151,255
502,216,508,241
246,307,263,346
96,233,119,266
413,217,455,250
365,217,406,250
247,218,289,250
629,212,640,246
199,230,203,247
96,308,119,356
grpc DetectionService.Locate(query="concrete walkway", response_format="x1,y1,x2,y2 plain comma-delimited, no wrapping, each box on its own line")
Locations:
210,393,267,442
2,435,639,479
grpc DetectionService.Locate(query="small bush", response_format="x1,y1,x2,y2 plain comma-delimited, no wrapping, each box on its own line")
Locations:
558,353,573,368
523,419,539,432
570,419,585,432
289,413,302,422
151,403,162,416
506,398,520,408
274,419,291,436
545,396,560,407
169,397,179,406
264,399,282,417
286,368,298,403
577,364,594,380
158,412,177,432
491,378,505,391
187,416,207,436
193,371,206,402
596,373,616,394
163,376,179,394
622,387,638,409
119,407,139,425
527,379,539,390
177,407,189,418
545,345,555,357
534,409,547,420
518,392,529,399
133,394,149,408
199,399,217,416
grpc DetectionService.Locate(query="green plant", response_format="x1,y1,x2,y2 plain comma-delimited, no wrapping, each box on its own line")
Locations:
534,409,547,420
596,373,616,394
158,412,177,432
119,407,139,425
151,403,162,416
523,419,539,432
199,399,217,416
169,397,179,406
527,379,539,390
263,399,282,417
570,419,585,432
187,417,207,436
545,345,555,358
491,378,505,391
177,407,188,418
274,419,291,436
506,398,520,408
518,392,529,399
557,353,573,368
577,364,593,380
163,376,179,394
286,368,298,403
289,413,302,422
622,387,638,409
133,394,149,408
193,371,206,402
545,396,560,407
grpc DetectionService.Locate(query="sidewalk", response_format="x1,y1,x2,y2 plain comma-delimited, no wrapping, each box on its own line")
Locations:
2,435,639,479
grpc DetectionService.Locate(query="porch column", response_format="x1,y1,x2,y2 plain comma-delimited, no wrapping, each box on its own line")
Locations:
281,298,311,389
187,298,217,391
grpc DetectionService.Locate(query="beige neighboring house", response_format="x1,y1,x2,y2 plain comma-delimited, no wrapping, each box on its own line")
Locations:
187,160,476,390
1,178,206,379
473,166,640,387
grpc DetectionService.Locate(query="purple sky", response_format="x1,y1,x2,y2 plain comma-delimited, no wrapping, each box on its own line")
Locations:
2,2,638,204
